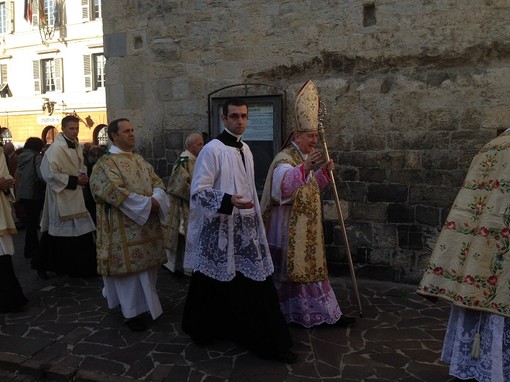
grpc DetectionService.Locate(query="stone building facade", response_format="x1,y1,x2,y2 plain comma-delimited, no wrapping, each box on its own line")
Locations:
101,0,510,284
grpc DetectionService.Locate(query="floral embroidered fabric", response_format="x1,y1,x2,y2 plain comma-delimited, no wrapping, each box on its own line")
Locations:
417,132,510,317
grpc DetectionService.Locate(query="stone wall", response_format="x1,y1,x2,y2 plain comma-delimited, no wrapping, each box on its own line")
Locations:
101,0,510,283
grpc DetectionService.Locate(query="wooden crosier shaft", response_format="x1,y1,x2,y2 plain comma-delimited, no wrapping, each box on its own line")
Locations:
318,127,363,318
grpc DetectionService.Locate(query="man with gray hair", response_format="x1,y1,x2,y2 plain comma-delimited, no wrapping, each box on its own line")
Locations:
164,132,204,274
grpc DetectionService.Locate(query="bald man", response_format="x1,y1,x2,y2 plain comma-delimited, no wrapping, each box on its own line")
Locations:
163,133,204,274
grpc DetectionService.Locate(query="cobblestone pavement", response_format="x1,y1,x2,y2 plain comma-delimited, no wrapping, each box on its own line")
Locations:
0,231,453,382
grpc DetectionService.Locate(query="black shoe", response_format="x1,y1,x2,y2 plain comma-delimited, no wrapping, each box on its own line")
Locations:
37,270,49,280
126,316,149,332
334,315,356,327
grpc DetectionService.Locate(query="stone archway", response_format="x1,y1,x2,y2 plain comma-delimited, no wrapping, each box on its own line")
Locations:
0,127,13,144
92,124,108,146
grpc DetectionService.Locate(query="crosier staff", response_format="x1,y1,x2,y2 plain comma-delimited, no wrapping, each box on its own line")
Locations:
318,101,363,318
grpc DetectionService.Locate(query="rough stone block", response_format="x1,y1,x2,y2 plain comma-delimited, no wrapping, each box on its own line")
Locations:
415,205,440,226
368,248,391,265
322,199,349,221
351,202,387,223
367,183,407,203
359,168,386,183
388,203,414,223
336,222,372,248
335,181,366,202
373,223,398,248
397,225,423,250
164,132,184,151
408,185,457,207
422,150,460,170
352,134,386,150
427,108,459,131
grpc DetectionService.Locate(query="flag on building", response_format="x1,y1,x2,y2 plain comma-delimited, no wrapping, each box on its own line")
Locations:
24,0,32,23
39,0,47,27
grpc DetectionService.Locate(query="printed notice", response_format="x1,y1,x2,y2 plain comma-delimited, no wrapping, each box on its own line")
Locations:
244,103,274,141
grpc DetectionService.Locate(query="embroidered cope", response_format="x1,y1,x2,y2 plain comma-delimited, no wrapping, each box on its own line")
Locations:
417,131,510,318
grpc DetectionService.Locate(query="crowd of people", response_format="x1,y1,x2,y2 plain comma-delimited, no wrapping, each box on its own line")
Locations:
1,80,508,378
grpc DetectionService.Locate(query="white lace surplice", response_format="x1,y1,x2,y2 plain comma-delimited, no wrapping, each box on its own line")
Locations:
442,306,510,382
184,139,273,282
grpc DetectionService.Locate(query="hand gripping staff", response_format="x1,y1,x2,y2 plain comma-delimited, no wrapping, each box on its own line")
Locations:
318,101,363,318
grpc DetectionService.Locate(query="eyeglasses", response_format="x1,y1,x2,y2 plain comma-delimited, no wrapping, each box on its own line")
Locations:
227,113,248,120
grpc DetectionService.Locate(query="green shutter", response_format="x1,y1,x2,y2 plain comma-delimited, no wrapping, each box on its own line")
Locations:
55,58,63,92
83,55,92,91
0,64,7,84
81,0,90,20
33,60,40,94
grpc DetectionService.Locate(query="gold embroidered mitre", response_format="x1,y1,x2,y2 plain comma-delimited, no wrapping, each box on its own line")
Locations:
295,80,319,132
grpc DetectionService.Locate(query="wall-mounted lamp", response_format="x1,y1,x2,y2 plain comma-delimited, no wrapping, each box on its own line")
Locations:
42,97,56,116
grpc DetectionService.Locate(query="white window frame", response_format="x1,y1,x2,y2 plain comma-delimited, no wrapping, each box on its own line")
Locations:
93,0,102,20
84,53,105,91
0,2,14,34
82,0,101,21
33,57,63,94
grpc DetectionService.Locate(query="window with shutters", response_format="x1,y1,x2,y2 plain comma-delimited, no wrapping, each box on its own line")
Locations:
0,64,6,84
93,0,102,19
84,53,105,91
44,0,56,26
0,2,13,34
0,63,9,97
33,58,63,94
0,3,7,34
43,59,56,92
82,0,101,21
32,0,60,28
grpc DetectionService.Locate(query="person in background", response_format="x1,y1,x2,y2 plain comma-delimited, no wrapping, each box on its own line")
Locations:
0,143,28,313
417,129,510,382
4,142,23,229
163,132,204,274
4,142,17,178
16,137,45,259
90,118,169,332
260,80,356,328
34,115,97,279
182,98,296,363
83,144,105,224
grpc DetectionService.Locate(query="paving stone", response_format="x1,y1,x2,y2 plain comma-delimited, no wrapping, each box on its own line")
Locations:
79,357,126,376
371,351,410,368
124,356,155,379
341,364,378,379
374,365,410,380
146,363,173,381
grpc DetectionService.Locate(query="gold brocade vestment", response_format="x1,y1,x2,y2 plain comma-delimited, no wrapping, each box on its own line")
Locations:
261,145,328,282
91,153,167,276
164,151,195,253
